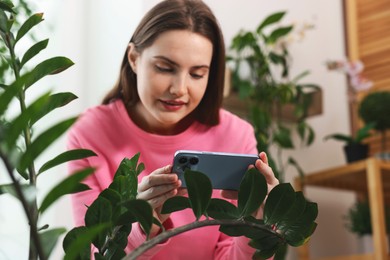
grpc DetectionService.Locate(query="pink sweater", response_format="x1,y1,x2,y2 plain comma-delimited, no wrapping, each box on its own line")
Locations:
67,99,259,259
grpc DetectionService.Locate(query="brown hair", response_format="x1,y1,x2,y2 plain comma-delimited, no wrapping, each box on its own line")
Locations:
102,0,226,126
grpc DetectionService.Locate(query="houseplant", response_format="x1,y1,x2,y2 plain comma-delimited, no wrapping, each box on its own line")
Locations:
226,11,320,184
63,154,319,260
344,199,390,252
324,122,375,163
0,2,319,259
226,11,320,260
0,1,97,259
359,91,390,159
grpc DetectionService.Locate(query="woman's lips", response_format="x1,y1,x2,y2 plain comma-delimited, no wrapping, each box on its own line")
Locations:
160,99,186,111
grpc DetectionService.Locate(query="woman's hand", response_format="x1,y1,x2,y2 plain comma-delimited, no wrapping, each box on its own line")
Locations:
137,165,183,237
221,152,279,218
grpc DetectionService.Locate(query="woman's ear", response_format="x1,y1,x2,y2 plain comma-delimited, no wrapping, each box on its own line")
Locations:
127,43,139,73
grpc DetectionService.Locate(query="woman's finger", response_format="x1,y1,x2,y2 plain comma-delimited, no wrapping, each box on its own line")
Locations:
259,151,268,165
220,190,238,200
138,165,178,192
137,180,181,201
147,188,178,209
255,155,278,187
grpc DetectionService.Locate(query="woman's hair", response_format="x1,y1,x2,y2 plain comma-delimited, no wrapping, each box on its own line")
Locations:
102,0,226,126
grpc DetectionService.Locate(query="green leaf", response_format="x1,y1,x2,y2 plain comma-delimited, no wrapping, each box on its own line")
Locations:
0,75,25,116
0,1,15,13
257,11,286,33
85,197,112,249
185,170,212,220
109,175,136,201
63,224,110,260
237,80,253,99
323,133,353,144
38,149,96,174
18,117,77,173
268,52,286,66
40,228,66,258
104,239,126,260
219,217,269,239
39,167,94,213
284,201,318,246
287,157,305,179
297,122,315,146
273,126,294,149
206,198,239,220
98,188,126,225
31,92,78,126
220,224,263,239
238,168,267,217
122,199,153,238
266,26,293,44
276,192,307,230
24,56,74,89
297,122,306,141
20,38,49,67
126,152,144,176
15,13,44,44
112,156,141,199
114,153,144,178
251,235,283,259
104,225,131,258
0,183,36,204
307,126,315,146
0,9,8,32
263,183,296,225
161,196,191,214
292,70,310,84
6,92,51,149
355,122,375,143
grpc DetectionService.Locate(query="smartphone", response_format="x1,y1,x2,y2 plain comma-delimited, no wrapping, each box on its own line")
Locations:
172,150,258,190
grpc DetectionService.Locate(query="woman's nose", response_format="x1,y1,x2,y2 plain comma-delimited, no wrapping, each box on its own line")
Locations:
169,74,188,96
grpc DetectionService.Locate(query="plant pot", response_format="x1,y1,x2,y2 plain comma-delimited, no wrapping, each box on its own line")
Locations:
343,143,369,163
357,234,390,253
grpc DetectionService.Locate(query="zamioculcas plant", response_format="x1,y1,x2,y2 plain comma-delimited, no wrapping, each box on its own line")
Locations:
64,153,318,260
0,1,96,259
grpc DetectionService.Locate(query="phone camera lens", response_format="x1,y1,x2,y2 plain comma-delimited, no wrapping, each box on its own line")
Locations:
178,157,188,164
189,157,199,165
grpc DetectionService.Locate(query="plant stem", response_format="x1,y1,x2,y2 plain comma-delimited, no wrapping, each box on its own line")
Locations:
124,218,280,260
6,31,44,260
0,151,45,259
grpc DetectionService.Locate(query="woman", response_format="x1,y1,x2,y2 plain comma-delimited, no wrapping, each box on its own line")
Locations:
67,0,279,259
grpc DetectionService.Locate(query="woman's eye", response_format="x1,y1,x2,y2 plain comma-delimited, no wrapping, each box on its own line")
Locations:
191,73,204,79
155,65,173,73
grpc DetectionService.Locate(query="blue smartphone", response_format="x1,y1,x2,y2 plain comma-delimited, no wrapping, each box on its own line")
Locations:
172,150,258,190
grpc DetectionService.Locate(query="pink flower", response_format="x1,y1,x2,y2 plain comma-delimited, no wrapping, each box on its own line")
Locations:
350,75,373,91
326,59,373,92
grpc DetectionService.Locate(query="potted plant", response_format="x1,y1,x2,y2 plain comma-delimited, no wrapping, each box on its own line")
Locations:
225,11,321,260
359,91,390,160
324,122,375,163
344,199,390,253
226,11,321,184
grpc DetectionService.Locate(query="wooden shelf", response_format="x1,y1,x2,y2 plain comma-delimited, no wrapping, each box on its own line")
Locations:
295,157,390,260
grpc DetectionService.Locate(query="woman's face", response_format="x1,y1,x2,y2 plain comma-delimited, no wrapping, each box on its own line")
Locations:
128,30,213,135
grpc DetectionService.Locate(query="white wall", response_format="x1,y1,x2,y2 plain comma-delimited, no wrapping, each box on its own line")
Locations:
0,1,359,259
